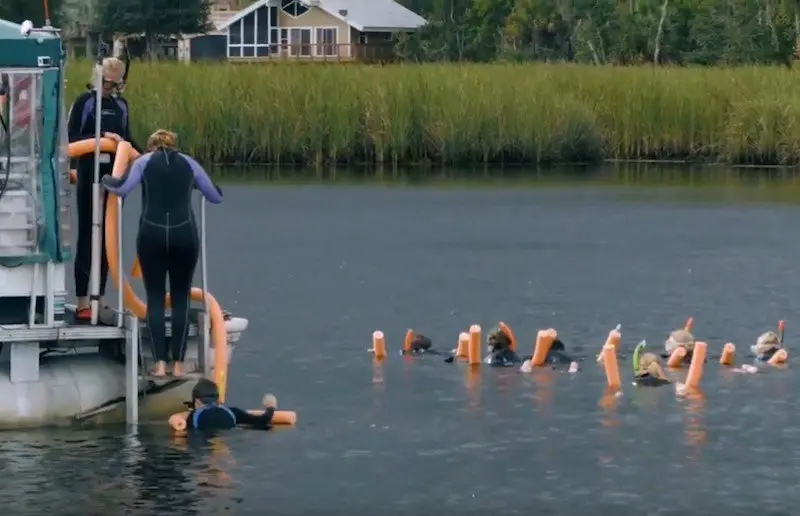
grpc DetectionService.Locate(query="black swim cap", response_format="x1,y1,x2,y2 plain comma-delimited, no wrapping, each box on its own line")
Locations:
191,378,219,404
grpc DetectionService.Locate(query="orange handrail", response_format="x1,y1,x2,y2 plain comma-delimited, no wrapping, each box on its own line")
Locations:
67,138,230,401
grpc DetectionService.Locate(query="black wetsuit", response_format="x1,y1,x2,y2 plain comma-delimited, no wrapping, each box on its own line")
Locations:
493,339,574,367
101,148,222,363
186,404,275,431
756,348,779,362
67,91,140,303
633,373,671,387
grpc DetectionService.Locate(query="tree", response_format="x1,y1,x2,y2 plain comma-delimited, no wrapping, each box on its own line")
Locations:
98,0,212,58
60,0,100,50
0,0,63,26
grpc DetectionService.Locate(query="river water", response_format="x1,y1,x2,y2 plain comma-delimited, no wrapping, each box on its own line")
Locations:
4,164,800,514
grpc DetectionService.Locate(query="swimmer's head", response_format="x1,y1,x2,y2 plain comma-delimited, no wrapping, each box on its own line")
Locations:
637,352,668,380
147,129,178,152
190,378,219,408
94,57,125,95
487,325,512,353
665,329,694,355
752,331,781,355
409,334,432,352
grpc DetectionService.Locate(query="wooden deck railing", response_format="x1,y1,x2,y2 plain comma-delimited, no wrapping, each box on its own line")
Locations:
228,43,397,62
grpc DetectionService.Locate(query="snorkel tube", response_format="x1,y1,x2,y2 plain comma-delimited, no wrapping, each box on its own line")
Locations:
632,340,646,374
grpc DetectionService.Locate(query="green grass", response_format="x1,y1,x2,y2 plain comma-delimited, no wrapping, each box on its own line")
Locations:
65,61,800,166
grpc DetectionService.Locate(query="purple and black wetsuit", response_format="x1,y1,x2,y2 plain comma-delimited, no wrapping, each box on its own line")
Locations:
67,91,141,307
101,148,222,364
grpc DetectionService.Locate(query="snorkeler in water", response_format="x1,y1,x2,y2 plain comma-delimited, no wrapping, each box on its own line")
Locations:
662,328,695,365
752,331,783,362
401,331,449,356
632,341,671,386
486,324,575,367
169,379,276,432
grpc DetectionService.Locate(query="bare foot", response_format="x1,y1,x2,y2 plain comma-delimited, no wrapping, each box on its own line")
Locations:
171,361,185,377
150,361,167,377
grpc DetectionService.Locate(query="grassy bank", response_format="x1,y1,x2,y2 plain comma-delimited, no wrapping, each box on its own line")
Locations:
65,61,800,166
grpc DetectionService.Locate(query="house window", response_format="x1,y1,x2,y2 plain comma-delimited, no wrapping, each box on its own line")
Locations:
316,28,337,56
256,7,269,44
358,33,367,44
228,6,276,58
242,11,255,44
281,0,308,17
289,28,311,56
229,20,242,44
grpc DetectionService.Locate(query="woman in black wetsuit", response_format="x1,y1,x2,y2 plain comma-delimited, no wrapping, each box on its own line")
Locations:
178,379,275,431
68,57,141,320
101,130,222,377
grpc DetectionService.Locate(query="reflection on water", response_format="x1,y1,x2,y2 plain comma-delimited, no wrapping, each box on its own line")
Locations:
26,164,800,513
214,163,800,201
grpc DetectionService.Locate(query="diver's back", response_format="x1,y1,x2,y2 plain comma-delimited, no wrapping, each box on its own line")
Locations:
140,148,196,227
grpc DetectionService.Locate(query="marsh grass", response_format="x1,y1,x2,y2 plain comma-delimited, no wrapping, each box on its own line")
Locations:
65,61,800,166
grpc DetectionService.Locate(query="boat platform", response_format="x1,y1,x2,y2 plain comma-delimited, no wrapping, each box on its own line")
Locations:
0,305,216,424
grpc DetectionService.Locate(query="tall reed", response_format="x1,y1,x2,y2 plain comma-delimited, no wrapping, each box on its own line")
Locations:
65,61,800,166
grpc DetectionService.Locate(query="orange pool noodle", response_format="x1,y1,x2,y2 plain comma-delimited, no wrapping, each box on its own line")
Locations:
684,317,693,331
66,137,117,157
596,328,621,364
667,346,687,368
456,332,469,358
532,328,557,367
768,348,788,365
720,342,735,366
684,341,707,390
272,410,297,425
468,324,481,365
403,329,414,352
498,321,516,351
602,344,621,389
372,331,386,359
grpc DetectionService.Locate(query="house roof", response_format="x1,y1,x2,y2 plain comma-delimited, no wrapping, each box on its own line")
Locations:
219,0,426,32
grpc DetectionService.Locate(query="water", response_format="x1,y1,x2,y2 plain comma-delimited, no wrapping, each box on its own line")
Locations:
6,165,800,514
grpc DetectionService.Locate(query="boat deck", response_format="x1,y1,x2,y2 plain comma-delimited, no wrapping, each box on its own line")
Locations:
0,307,212,423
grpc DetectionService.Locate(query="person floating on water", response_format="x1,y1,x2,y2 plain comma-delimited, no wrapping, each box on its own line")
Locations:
752,331,783,362
484,324,576,368
68,57,141,321
101,129,223,377
632,341,671,386
662,328,695,366
402,332,439,355
169,379,276,432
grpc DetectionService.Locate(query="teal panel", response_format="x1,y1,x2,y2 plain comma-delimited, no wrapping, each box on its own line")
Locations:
39,68,63,262
0,19,60,68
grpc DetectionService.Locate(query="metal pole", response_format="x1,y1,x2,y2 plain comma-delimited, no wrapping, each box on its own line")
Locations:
117,196,123,327
125,314,139,424
89,49,104,326
199,197,210,376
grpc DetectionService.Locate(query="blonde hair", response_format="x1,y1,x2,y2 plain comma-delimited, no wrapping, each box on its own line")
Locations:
92,57,125,85
147,130,177,151
638,352,667,379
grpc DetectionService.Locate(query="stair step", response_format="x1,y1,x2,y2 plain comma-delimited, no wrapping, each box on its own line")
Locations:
138,371,204,384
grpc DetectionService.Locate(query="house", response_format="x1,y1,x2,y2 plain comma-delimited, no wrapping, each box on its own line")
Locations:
206,0,427,62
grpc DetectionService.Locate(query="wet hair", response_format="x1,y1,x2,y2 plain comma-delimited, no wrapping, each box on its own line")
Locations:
487,326,512,352
191,378,219,404
410,334,432,351
637,352,667,379
754,331,781,355
147,129,177,151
